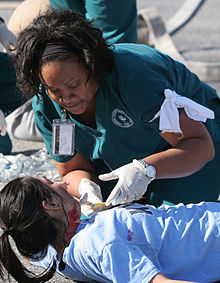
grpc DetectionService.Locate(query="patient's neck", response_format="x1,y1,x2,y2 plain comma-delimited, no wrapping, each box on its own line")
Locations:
53,206,81,256
65,207,81,244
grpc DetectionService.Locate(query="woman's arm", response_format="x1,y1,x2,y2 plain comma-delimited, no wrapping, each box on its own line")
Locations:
145,110,215,179
150,273,197,283
54,152,99,198
99,109,215,206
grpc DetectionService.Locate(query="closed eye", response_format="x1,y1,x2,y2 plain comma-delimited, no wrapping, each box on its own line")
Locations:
69,81,80,89
49,89,59,95
43,177,53,185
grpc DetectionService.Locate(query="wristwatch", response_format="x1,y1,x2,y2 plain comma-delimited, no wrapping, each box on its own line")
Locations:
133,159,156,183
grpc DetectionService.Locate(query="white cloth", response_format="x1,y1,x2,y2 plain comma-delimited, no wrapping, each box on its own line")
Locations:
0,23,17,52
151,89,215,134
99,160,149,206
79,178,103,217
0,108,7,136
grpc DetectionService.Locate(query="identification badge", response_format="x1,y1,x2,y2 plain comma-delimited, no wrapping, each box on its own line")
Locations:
52,110,75,155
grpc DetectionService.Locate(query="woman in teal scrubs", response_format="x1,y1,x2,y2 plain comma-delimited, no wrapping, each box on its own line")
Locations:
13,10,220,209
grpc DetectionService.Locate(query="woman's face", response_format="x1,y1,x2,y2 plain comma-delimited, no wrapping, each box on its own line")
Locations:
40,177,81,219
40,58,99,115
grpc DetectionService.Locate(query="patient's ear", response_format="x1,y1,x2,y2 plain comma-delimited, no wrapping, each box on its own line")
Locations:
42,200,60,211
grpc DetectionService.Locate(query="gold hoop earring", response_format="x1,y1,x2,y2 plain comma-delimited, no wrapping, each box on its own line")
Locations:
59,97,63,103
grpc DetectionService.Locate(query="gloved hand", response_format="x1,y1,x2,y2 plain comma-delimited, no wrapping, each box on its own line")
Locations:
99,160,149,206
79,178,103,217
0,108,7,136
0,22,17,51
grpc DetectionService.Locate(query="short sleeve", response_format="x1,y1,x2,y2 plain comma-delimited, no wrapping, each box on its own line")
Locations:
100,242,160,282
118,46,218,134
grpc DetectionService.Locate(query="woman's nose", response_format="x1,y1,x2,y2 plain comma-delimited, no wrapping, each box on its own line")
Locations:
60,92,75,104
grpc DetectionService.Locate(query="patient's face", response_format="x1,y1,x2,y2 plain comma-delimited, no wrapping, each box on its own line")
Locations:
40,177,81,219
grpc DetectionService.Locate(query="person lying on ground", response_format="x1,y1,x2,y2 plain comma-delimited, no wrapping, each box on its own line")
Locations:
0,176,220,283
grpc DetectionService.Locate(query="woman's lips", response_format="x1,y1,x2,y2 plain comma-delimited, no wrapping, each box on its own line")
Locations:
63,101,81,109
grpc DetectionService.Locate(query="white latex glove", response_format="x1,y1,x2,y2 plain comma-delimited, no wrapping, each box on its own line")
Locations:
0,108,7,136
0,23,17,51
79,178,103,217
99,160,149,206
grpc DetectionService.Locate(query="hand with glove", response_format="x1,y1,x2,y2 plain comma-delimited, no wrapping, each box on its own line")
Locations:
99,160,152,206
78,178,103,217
0,17,17,51
0,108,7,136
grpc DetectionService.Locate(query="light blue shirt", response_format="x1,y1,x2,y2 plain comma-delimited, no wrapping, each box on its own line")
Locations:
32,202,220,282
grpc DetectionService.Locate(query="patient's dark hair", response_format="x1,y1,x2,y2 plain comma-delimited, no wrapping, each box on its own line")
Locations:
13,9,114,98
0,176,65,282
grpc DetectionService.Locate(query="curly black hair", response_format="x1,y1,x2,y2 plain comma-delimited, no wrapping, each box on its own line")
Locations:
13,9,114,98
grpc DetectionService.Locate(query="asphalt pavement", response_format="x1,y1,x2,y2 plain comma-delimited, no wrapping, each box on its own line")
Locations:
0,0,219,282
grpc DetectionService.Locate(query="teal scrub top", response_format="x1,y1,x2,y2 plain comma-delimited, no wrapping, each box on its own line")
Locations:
33,44,220,206
49,0,137,44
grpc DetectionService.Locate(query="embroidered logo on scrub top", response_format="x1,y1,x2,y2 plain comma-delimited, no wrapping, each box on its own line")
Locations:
111,109,134,128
